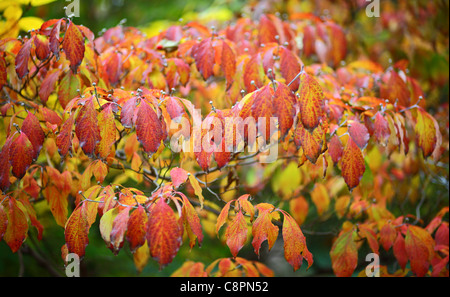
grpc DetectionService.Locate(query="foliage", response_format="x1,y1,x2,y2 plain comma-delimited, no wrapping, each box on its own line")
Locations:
0,0,448,277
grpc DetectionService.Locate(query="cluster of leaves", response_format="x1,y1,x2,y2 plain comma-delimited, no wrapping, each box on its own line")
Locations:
0,0,448,277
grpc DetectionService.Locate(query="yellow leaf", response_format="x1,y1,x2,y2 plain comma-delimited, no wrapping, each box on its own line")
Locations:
18,16,44,32
188,174,204,209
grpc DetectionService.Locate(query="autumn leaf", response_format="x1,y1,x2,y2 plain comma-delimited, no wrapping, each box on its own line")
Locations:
146,198,183,268
62,20,85,73
298,72,324,130
96,103,117,159
341,137,366,191
15,39,32,79
348,119,370,149
135,100,163,156
330,229,358,277
279,209,313,271
3,198,29,253
56,113,74,157
251,206,278,257
225,210,248,258
405,225,435,277
180,194,204,248
126,205,148,253
9,132,34,179
75,97,101,157
21,112,45,160
170,167,189,188
415,108,438,159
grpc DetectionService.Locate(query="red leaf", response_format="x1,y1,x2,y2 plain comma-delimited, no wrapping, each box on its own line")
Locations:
126,205,148,253
280,46,302,92
56,113,74,157
62,21,85,73
374,112,390,146
0,205,7,241
328,134,344,164
298,72,324,130
272,81,296,139
3,198,29,253
220,40,236,90
39,69,61,105
251,207,278,257
9,132,34,179
0,53,7,90
225,210,248,258
181,194,203,248
294,121,326,164
280,210,313,271
110,207,130,253
405,225,435,277
146,198,183,268
75,97,101,156
193,38,214,80
34,34,50,61
0,137,13,191
96,103,117,159
21,112,45,160
393,232,408,270
15,39,32,79
170,167,189,188
136,100,164,155
348,120,370,149
380,222,397,251
341,137,365,191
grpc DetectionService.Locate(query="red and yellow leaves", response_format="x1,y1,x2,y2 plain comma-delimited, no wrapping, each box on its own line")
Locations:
135,99,164,156
328,134,344,164
297,72,324,131
216,200,233,235
341,137,366,191
225,210,248,258
380,70,411,107
252,205,278,257
220,41,236,90
146,198,183,268
279,209,313,271
171,261,208,277
65,201,97,259
405,225,435,277
330,229,358,277
75,97,101,157
21,112,45,160
110,207,130,253
9,132,34,179
310,183,330,216
62,20,85,74
393,232,408,270
39,69,61,105
56,113,75,157
272,81,297,139
96,103,117,159
415,108,439,159
0,53,7,90
3,198,28,253
126,205,148,253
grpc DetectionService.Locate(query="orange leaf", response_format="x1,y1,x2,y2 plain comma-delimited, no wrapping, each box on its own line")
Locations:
380,222,397,251
328,134,343,164
9,132,34,179
310,183,330,216
135,100,163,156
405,225,435,277
251,207,278,256
170,167,189,188
21,112,45,160
298,72,324,130
415,108,438,159
341,137,365,191
126,205,148,253
280,46,302,91
272,81,296,139
330,229,358,277
294,120,325,164
15,39,32,79
180,194,203,248
188,174,204,209
75,97,101,157
348,120,370,149
62,20,85,73
225,210,248,258
280,209,313,271
146,198,183,268
110,207,130,254
3,198,29,253
0,204,7,241
56,113,74,157
216,200,234,235
193,38,214,80
393,232,408,270
96,103,117,159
